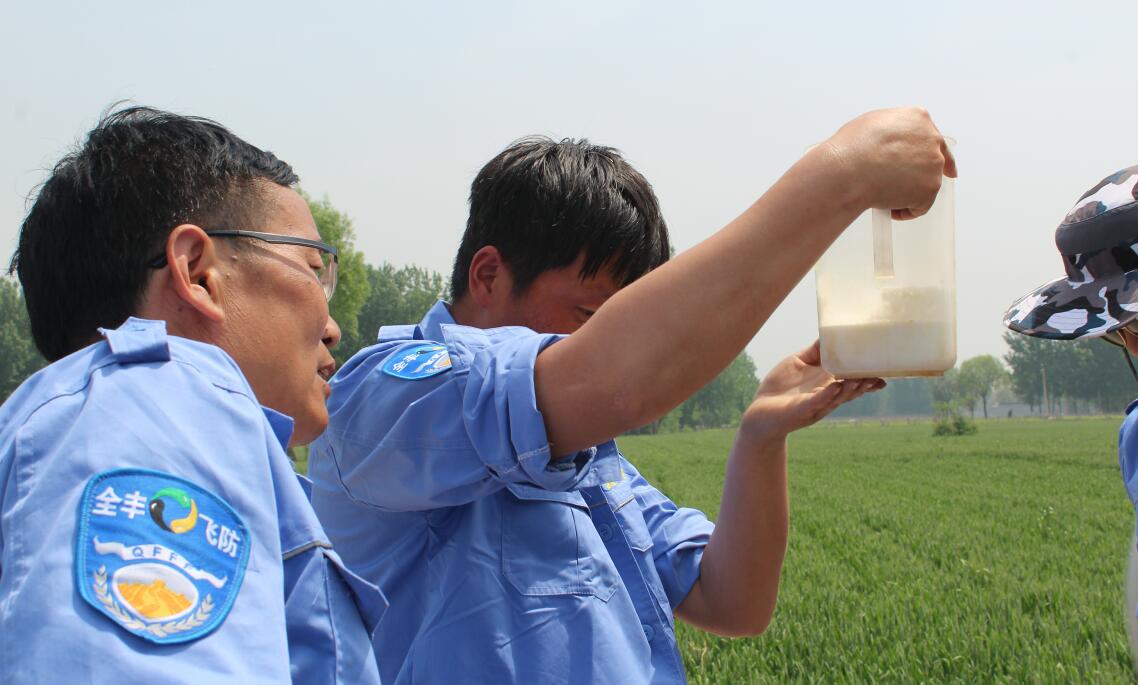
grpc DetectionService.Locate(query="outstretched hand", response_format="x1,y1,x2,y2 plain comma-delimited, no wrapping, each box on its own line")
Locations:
738,341,884,445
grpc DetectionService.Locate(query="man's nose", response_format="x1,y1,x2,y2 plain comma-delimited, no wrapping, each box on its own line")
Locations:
324,315,342,349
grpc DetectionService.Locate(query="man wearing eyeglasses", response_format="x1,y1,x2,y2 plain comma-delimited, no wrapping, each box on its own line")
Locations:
1003,165,1138,671
0,107,382,683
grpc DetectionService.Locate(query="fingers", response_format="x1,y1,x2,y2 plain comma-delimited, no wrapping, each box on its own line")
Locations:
820,380,843,400
842,377,885,396
759,376,888,433
798,340,822,366
819,377,885,413
802,378,857,417
928,113,956,179
941,139,957,178
833,378,866,405
856,106,950,221
892,192,936,221
896,131,955,220
892,172,939,220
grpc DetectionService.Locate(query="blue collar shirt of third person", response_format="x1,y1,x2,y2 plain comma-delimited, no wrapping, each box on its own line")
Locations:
1119,398,1138,524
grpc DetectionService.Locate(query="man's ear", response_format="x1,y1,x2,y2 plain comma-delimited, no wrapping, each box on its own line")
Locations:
467,245,512,309
164,225,225,323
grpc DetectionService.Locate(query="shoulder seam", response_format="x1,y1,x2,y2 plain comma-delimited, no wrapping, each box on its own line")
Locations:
13,355,259,431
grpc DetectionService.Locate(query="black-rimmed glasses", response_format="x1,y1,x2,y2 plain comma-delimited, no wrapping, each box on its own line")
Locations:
148,229,339,301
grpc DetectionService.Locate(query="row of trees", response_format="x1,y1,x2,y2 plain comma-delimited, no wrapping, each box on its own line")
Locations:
831,334,1138,421
1002,332,1137,415
828,356,1013,421
932,355,1007,419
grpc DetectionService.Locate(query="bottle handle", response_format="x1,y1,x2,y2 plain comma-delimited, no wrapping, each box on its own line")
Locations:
872,208,894,279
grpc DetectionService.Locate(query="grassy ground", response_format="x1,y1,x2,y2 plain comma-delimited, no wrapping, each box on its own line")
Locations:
620,417,1136,684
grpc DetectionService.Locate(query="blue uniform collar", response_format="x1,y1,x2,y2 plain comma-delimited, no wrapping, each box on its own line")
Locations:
1127,398,1138,415
262,407,295,449
378,301,455,346
99,317,171,363
419,300,456,342
100,317,296,448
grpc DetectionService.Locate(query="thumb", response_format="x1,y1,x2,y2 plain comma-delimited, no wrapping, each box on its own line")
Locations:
941,140,958,179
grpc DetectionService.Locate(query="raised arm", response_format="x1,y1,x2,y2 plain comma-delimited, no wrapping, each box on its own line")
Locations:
535,107,954,457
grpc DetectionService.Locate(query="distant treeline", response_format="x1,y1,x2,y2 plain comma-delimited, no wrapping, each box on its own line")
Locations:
830,333,1138,421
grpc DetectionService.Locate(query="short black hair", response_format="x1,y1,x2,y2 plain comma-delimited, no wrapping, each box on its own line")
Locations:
450,136,670,301
10,106,299,361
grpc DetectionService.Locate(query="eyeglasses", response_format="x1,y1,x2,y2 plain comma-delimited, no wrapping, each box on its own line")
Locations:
148,229,339,301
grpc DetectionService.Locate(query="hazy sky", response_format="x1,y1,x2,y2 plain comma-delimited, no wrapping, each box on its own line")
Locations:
4,1,1137,374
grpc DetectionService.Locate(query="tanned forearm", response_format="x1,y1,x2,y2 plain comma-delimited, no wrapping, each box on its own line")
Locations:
674,432,788,636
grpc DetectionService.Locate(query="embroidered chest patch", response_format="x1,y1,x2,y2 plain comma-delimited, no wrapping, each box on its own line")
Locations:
381,343,453,380
75,469,249,644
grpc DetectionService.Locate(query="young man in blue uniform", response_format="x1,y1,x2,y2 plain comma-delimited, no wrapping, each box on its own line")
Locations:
309,107,955,683
1003,165,1138,666
0,108,384,683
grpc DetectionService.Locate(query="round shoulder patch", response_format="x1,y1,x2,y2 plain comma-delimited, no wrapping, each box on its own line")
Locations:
381,342,453,380
75,469,250,644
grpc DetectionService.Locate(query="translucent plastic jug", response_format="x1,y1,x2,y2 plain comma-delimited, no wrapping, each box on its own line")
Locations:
814,161,956,378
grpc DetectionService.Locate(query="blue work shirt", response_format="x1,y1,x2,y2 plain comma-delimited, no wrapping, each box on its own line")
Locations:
0,318,385,684
309,300,715,684
1120,399,1138,519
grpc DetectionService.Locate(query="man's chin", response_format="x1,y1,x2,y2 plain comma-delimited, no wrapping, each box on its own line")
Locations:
287,406,329,449
291,421,327,448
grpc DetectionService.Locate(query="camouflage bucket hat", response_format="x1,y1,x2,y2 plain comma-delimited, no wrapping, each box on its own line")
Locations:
1004,166,1138,339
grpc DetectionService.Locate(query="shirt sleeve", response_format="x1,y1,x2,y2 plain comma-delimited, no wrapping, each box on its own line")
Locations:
283,546,384,685
621,456,715,610
316,325,596,512
0,349,295,683
1119,403,1138,510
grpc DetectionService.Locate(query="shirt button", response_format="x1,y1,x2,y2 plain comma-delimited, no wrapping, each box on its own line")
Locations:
642,624,655,642
598,524,613,541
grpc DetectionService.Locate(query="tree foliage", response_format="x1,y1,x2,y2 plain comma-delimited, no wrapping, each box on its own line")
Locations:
930,367,960,406
958,354,1007,419
304,192,370,353
1002,332,1135,414
682,353,761,431
630,353,760,434
931,402,978,436
336,263,448,362
0,278,45,402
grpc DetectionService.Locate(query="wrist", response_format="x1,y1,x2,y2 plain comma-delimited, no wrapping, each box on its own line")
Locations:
798,140,868,223
734,424,789,457
819,138,872,216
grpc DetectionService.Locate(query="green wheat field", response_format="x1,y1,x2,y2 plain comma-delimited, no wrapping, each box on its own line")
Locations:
621,418,1136,684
